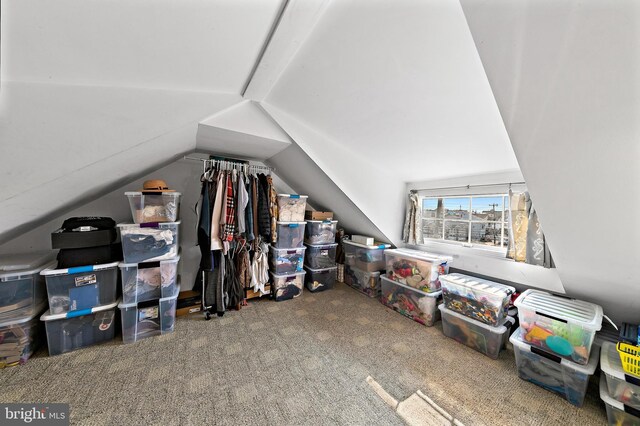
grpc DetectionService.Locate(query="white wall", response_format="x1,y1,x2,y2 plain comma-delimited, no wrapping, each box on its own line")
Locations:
461,0,640,323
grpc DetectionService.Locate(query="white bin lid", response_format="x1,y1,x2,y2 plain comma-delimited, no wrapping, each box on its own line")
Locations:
439,304,513,333
513,289,603,331
117,221,181,228
343,240,390,250
41,261,120,276
269,245,306,253
125,191,181,196
119,254,181,268
509,327,599,374
304,242,338,249
0,252,57,279
386,248,453,263
440,273,515,296
306,220,338,224
304,265,337,273
276,221,307,226
277,194,308,199
269,270,306,278
118,286,179,309
41,301,118,321
0,303,47,327
381,274,441,298
600,341,637,381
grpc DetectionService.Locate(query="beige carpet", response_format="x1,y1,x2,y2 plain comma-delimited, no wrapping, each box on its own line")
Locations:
1,282,607,425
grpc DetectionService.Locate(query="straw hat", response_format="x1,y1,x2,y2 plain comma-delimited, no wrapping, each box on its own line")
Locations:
141,179,175,192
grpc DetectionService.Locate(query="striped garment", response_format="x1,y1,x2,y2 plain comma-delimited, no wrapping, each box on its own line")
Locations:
223,172,236,241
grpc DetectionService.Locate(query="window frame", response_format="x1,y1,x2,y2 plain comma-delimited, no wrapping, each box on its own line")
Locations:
420,193,509,252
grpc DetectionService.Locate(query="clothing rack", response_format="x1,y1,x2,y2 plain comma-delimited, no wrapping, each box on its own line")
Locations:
409,181,526,194
183,156,275,174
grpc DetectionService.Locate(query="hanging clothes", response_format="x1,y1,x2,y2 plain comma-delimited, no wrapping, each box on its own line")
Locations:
267,174,278,243
197,175,213,271
250,240,269,295
210,171,225,251
245,176,255,242
252,176,260,244
235,243,252,290
257,174,271,240
222,171,236,251
236,172,249,235
402,191,421,244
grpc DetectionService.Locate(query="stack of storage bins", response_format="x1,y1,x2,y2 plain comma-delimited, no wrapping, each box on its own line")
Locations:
269,194,308,301
380,249,452,327
599,341,640,425
439,273,515,359
511,289,603,406
342,239,390,298
303,218,338,293
0,253,56,366
117,189,181,342
40,261,119,355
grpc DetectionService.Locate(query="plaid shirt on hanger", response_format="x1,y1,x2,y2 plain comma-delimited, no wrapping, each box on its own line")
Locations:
223,171,236,241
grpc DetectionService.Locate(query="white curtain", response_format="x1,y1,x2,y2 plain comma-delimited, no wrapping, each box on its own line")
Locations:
402,192,421,244
506,190,553,268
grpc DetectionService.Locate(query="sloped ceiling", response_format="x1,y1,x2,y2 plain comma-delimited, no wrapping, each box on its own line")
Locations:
461,0,640,322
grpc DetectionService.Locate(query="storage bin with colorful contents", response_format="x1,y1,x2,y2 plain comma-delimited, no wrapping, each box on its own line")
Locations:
600,373,640,426
41,302,118,356
270,271,305,301
343,265,381,298
514,289,603,365
440,273,515,327
0,304,45,367
41,262,119,315
343,240,390,272
384,249,452,293
439,304,513,359
380,275,441,327
510,327,599,407
0,252,56,322
601,341,640,411
125,191,181,224
304,266,336,293
269,246,306,274
119,289,178,344
118,221,180,263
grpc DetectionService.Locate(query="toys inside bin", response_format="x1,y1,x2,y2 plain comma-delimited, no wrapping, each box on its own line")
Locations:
514,289,602,365
600,374,640,426
269,246,305,274
380,275,440,327
617,343,640,378
601,342,640,411
384,249,451,293
440,273,514,327
343,265,380,298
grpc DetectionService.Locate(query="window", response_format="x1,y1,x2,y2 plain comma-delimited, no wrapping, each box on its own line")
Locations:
421,194,509,249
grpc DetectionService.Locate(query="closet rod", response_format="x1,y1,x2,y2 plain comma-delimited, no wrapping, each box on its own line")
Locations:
409,181,526,194
183,156,276,172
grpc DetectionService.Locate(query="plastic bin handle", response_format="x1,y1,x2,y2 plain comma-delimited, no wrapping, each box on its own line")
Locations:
287,224,299,228
624,373,640,387
530,346,562,363
139,261,161,269
534,311,567,324
66,308,93,318
140,222,160,229
141,191,163,195
67,265,95,274
289,194,300,199
624,404,640,418
137,299,160,309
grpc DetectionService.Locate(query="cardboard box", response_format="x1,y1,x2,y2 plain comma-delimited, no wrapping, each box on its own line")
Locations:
352,235,374,246
305,211,333,221
176,290,201,317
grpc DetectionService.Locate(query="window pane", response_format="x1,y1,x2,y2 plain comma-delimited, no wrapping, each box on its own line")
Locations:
444,198,470,219
471,222,503,247
422,219,443,241
422,198,443,219
502,225,510,247
444,221,469,242
471,196,503,222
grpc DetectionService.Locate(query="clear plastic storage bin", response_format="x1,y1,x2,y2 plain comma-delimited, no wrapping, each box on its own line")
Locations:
270,271,305,301
0,304,45,367
41,302,118,356
0,252,56,322
440,273,515,327
119,288,179,344
384,249,452,293
304,243,337,269
380,275,441,327
343,265,381,298
304,266,336,293
514,289,603,365
119,255,180,305
600,374,640,426
41,262,119,315
343,240,390,272
125,191,181,224
509,327,599,407
601,341,640,410
118,221,180,263
439,304,513,359
305,220,338,245
274,222,306,248
269,246,306,274
277,194,308,222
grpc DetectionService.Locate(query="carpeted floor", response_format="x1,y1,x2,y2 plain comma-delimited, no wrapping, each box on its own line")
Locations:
2,282,607,425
